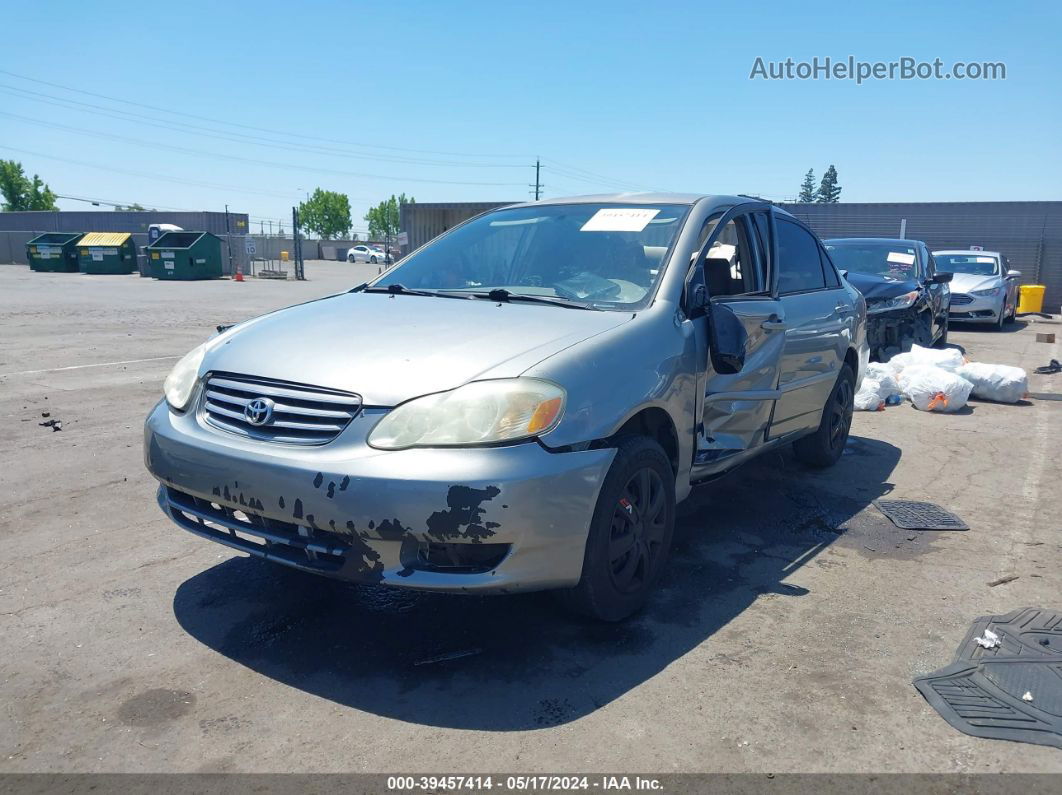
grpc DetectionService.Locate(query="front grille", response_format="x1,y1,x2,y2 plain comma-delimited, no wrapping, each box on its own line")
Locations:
165,487,351,573
950,294,973,305
201,373,361,445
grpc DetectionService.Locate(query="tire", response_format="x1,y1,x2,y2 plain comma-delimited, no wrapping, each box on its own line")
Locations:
370,256,377,264
557,436,675,622
347,255,355,263
912,311,934,347
993,299,1006,331
935,315,949,347
793,363,855,468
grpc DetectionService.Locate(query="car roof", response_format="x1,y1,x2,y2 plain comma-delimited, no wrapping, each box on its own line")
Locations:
824,237,925,246
933,249,1002,257
504,192,777,209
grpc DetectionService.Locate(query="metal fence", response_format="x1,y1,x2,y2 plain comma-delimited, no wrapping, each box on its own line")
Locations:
779,201,1062,311
0,210,250,236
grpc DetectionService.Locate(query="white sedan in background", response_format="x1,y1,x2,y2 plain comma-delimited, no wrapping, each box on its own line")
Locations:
933,250,1021,330
347,244,392,265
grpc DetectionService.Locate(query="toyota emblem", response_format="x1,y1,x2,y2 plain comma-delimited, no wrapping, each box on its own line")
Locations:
244,397,275,426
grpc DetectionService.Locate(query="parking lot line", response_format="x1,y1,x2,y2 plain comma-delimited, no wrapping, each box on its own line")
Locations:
0,355,180,378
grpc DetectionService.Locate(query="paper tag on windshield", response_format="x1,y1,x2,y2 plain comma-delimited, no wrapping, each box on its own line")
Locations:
975,256,995,263
581,208,660,232
886,252,916,265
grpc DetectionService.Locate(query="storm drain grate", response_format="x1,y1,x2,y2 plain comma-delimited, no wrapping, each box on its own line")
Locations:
914,608,1062,749
873,499,968,530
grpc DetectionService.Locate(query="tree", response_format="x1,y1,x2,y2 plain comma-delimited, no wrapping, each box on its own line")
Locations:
798,169,817,202
114,202,149,211
816,165,842,203
364,193,414,240
297,188,352,239
0,160,58,211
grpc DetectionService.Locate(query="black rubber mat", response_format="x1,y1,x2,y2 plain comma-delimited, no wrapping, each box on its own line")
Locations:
914,608,1062,749
873,499,968,530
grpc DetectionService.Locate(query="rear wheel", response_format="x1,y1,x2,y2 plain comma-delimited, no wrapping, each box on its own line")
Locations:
557,436,675,622
793,363,855,468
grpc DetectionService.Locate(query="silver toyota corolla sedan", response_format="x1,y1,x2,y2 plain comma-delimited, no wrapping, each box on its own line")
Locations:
145,194,869,620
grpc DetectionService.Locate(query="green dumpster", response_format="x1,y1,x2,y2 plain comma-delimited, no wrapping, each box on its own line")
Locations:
77,232,137,274
147,231,223,280
27,232,82,272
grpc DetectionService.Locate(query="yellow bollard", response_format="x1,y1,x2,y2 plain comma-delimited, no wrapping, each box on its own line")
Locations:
280,250,289,262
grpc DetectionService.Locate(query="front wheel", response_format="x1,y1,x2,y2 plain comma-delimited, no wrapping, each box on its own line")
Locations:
935,316,949,347
994,300,1007,330
793,363,855,468
347,254,355,263
370,256,378,264
557,436,675,622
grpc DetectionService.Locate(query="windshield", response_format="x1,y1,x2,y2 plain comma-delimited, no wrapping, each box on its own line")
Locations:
824,242,922,280
374,203,689,308
934,253,1000,276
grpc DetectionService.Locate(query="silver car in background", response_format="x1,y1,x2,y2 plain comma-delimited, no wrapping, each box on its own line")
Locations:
145,194,868,620
934,250,1021,329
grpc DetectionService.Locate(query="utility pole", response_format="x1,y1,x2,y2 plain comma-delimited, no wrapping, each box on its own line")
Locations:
529,158,543,200
224,203,234,275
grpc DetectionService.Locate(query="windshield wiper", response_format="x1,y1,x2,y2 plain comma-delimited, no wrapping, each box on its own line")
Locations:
360,283,461,298
468,288,599,310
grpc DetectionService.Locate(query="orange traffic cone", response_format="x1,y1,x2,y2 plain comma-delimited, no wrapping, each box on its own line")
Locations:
234,265,244,282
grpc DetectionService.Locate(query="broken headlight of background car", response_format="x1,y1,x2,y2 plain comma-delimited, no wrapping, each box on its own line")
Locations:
867,290,919,314
368,378,565,450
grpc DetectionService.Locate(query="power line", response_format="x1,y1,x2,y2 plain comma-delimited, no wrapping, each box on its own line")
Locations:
0,145,380,202
0,84,529,169
0,68,531,160
0,111,530,187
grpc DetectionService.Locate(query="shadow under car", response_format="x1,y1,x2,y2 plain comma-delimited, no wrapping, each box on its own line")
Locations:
173,436,902,730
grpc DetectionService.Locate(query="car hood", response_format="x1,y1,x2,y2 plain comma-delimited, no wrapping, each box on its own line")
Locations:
947,272,1001,294
201,292,633,405
843,271,921,301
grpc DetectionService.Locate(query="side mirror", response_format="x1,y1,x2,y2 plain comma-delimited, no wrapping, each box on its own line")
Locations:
685,274,708,317
838,269,849,280
932,271,953,284
1007,269,1022,279
708,302,747,374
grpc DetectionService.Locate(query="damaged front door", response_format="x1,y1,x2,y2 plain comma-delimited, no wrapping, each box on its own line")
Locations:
689,205,785,478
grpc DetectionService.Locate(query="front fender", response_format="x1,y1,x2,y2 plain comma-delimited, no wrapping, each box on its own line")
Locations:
528,306,697,498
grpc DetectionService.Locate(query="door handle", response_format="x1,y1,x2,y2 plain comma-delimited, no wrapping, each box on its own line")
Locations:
834,303,852,316
761,315,787,331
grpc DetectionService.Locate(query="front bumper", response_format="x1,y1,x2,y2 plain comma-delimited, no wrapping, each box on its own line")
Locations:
145,399,615,592
949,293,1002,323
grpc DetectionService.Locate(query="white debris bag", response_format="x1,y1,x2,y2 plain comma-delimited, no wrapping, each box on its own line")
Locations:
957,362,1029,404
976,628,1001,649
865,362,901,400
901,365,973,413
854,378,885,411
904,344,965,373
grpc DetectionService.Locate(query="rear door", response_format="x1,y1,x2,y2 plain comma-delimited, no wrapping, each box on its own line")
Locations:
690,204,786,475
768,214,849,439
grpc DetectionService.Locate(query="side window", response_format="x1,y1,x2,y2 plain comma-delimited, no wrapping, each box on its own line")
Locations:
776,219,826,294
703,216,767,297
820,245,840,288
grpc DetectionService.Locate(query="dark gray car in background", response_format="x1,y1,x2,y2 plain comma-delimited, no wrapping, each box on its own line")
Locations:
146,194,869,620
825,238,952,360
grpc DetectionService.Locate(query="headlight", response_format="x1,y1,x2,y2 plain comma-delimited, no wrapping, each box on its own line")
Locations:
163,343,208,411
867,290,919,314
368,379,565,450
972,287,1000,297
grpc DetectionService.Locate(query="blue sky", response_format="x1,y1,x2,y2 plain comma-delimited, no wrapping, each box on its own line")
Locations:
2,1,1059,233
